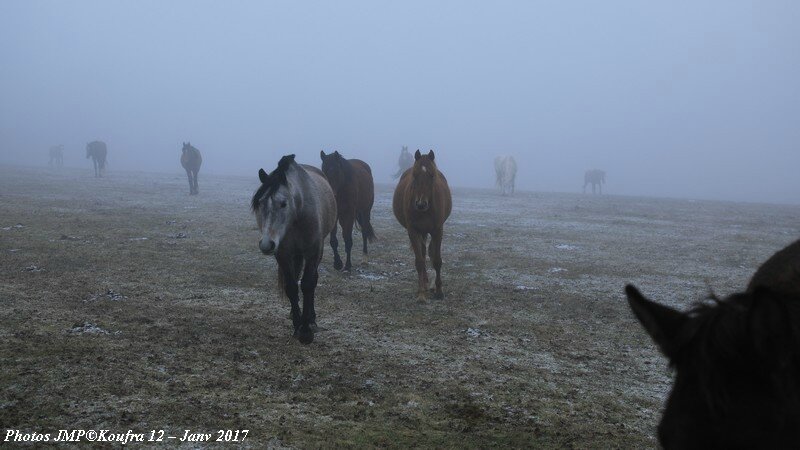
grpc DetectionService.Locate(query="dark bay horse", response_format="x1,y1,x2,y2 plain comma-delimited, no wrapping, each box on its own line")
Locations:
180,142,203,195
48,145,64,168
86,141,107,177
626,239,800,448
393,149,452,300
320,150,376,271
251,154,337,344
583,169,605,194
393,145,413,179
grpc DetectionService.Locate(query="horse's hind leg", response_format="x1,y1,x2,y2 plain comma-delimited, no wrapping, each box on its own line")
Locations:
329,220,343,270
429,230,444,300
341,218,354,272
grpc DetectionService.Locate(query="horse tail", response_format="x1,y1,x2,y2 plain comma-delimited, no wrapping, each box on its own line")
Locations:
356,211,377,242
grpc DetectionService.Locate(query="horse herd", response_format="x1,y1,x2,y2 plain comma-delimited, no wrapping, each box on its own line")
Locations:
50,143,606,198
42,141,800,446
251,149,450,343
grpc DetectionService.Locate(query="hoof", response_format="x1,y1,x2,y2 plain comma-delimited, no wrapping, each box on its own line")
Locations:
432,289,444,300
296,324,314,344
333,259,343,271
309,321,319,332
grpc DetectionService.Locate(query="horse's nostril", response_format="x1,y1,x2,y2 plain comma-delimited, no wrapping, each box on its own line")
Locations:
259,239,276,254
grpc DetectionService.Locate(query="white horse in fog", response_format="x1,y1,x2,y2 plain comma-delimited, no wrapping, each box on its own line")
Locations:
494,155,517,195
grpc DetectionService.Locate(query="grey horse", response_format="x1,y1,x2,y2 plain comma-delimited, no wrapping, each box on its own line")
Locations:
86,141,107,177
494,155,517,195
251,154,337,344
583,169,605,194
393,146,413,179
180,142,203,195
48,145,64,168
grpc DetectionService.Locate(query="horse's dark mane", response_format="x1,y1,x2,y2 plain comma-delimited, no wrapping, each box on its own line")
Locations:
251,154,295,212
680,289,800,415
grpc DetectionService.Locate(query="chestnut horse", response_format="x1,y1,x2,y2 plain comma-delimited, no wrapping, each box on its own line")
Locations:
393,149,452,300
320,150,376,271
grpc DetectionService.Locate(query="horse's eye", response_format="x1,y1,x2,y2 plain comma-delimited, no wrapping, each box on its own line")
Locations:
280,201,287,208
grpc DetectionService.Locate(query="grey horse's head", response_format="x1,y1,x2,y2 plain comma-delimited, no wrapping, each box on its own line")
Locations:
251,155,298,255
182,142,192,154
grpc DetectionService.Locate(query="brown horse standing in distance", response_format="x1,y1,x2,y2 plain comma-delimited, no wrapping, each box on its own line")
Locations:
393,149,452,300
320,150,376,271
180,142,202,195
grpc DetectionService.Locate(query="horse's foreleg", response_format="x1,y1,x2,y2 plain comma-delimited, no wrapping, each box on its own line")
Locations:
409,231,428,300
341,218,354,271
193,170,199,194
430,230,444,300
298,252,321,345
185,169,194,195
278,257,303,337
329,220,343,270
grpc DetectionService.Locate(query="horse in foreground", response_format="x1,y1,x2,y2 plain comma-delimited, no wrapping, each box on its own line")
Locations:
320,151,376,271
393,150,452,300
48,145,64,168
393,146,413,179
86,141,107,177
494,155,517,195
583,169,605,194
251,154,337,344
180,142,203,195
626,239,800,448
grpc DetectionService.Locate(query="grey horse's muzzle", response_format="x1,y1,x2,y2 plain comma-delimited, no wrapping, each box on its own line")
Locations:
259,239,276,255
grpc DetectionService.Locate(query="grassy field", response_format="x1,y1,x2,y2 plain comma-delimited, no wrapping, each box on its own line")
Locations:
2,165,799,448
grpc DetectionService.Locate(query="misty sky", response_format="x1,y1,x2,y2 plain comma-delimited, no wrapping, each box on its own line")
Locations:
1,1,798,203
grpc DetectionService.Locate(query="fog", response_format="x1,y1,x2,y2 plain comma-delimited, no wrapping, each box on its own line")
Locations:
1,1,798,204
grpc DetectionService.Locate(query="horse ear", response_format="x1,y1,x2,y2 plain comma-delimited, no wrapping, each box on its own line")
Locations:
259,168,269,183
414,149,421,160
625,285,688,360
320,150,326,160
428,150,435,161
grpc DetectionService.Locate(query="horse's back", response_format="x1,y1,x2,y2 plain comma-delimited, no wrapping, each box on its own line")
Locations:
350,159,374,208
301,164,337,237
392,170,412,228
748,239,800,296
437,171,453,221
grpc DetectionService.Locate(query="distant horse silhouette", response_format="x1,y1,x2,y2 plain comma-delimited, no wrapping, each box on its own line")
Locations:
86,141,107,177
48,145,64,168
393,149,452,300
626,239,800,448
494,155,517,195
251,154,337,344
320,150,376,271
392,146,413,179
583,169,605,194
180,142,203,195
